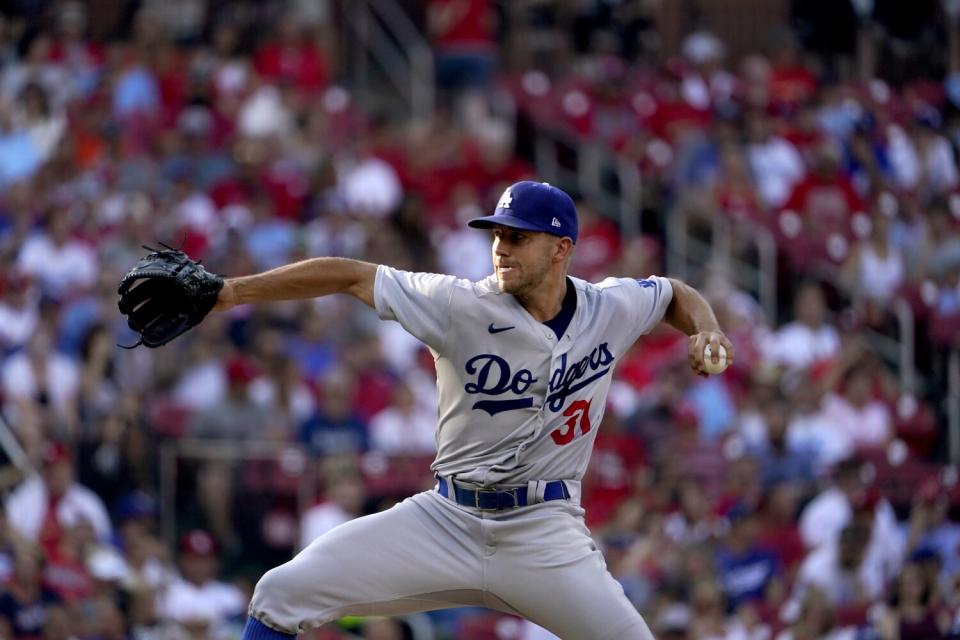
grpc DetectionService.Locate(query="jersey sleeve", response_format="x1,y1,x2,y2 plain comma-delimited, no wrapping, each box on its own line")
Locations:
622,276,674,341
374,265,457,351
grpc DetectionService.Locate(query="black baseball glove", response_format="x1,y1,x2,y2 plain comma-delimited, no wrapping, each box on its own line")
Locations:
117,244,224,348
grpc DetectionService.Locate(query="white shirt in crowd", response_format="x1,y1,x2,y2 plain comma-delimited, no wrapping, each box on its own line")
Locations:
798,487,903,586
764,321,840,372
1,350,80,416
0,297,39,350
747,136,806,208
248,376,317,424
854,243,904,303
437,215,494,282
369,404,438,455
337,155,402,218
818,392,892,449
157,577,246,626
172,359,226,411
5,474,113,542
16,234,97,297
786,410,853,470
793,538,886,604
299,501,355,550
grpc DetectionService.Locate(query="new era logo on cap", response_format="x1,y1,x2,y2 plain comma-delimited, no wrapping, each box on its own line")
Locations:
467,181,579,243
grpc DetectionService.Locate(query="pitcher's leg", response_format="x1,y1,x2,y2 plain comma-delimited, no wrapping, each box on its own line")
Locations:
248,492,485,633
486,504,654,640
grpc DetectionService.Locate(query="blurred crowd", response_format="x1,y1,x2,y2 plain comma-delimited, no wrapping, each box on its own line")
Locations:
0,0,959,639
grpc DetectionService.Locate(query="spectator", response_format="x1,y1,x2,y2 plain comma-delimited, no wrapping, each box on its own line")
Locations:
923,199,960,283
244,194,298,271
845,113,894,195
798,458,898,553
763,282,840,373
776,586,838,640
299,469,365,549
750,400,816,488
11,83,64,163
15,208,97,300
569,200,621,282
818,362,894,450
436,183,494,281
157,529,246,635
746,111,806,209
841,194,905,306
902,478,960,587
4,441,112,551
369,381,437,455
758,482,808,577
713,144,765,223
687,579,729,639
191,356,273,441
336,139,403,219
110,48,160,120
299,370,368,456
876,561,949,639
791,521,877,609
253,12,330,96
0,546,62,639
663,476,720,546
0,509,18,584
0,31,67,107
428,0,496,97
248,352,316,433
782,139,864,236
0,105,42,190
714,502,783,611
785,372,852,469
0,272,39,352
909,106,959,198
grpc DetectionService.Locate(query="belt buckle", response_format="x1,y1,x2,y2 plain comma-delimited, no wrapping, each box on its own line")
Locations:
475,488,499,511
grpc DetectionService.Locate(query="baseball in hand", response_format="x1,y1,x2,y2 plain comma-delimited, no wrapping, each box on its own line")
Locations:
703,344,728,375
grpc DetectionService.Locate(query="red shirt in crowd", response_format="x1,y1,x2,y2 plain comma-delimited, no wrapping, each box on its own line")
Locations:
783,173,863,234
769,65,817,112
255,41,329,94
428,0,496,54
582,428,647,528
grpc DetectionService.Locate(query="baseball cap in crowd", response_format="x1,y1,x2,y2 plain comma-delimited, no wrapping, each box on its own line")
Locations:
468,181,579,243
179,529,220,557
226,355,259,386
42,441,73,467
115,491,158,524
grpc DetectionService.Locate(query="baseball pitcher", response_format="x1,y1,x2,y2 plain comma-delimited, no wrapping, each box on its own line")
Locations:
118,181,734,639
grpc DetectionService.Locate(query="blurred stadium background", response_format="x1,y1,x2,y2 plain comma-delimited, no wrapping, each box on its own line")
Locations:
0,0,959,638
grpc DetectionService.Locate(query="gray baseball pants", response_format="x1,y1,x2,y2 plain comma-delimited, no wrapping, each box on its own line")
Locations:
248,488,654,640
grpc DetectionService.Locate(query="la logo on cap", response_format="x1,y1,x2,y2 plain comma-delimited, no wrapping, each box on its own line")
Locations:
497,189,512,210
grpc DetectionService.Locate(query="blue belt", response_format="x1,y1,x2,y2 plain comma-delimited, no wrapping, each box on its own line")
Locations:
436,476,570,511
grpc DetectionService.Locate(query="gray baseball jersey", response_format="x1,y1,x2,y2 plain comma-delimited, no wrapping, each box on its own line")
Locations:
246,267,672,640
374,266,673,486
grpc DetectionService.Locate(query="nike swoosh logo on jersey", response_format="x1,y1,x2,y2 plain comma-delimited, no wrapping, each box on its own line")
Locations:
472,398,535,416
488,323,515,334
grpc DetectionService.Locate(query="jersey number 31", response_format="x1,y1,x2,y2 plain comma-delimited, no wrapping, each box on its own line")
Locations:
550,399,592,445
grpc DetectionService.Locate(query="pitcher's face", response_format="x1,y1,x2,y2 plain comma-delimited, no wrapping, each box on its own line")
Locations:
491,225,557,296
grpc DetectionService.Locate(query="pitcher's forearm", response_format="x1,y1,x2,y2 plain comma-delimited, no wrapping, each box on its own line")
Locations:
225,258,378,308
664,278,720,336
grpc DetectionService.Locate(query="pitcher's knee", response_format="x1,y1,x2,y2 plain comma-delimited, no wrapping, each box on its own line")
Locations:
249,564,305,632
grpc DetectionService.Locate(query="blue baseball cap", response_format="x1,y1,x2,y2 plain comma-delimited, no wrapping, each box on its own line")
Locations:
468,181,579,243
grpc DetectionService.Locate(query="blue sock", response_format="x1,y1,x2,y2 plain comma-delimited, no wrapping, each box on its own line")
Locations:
241,616,297,640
